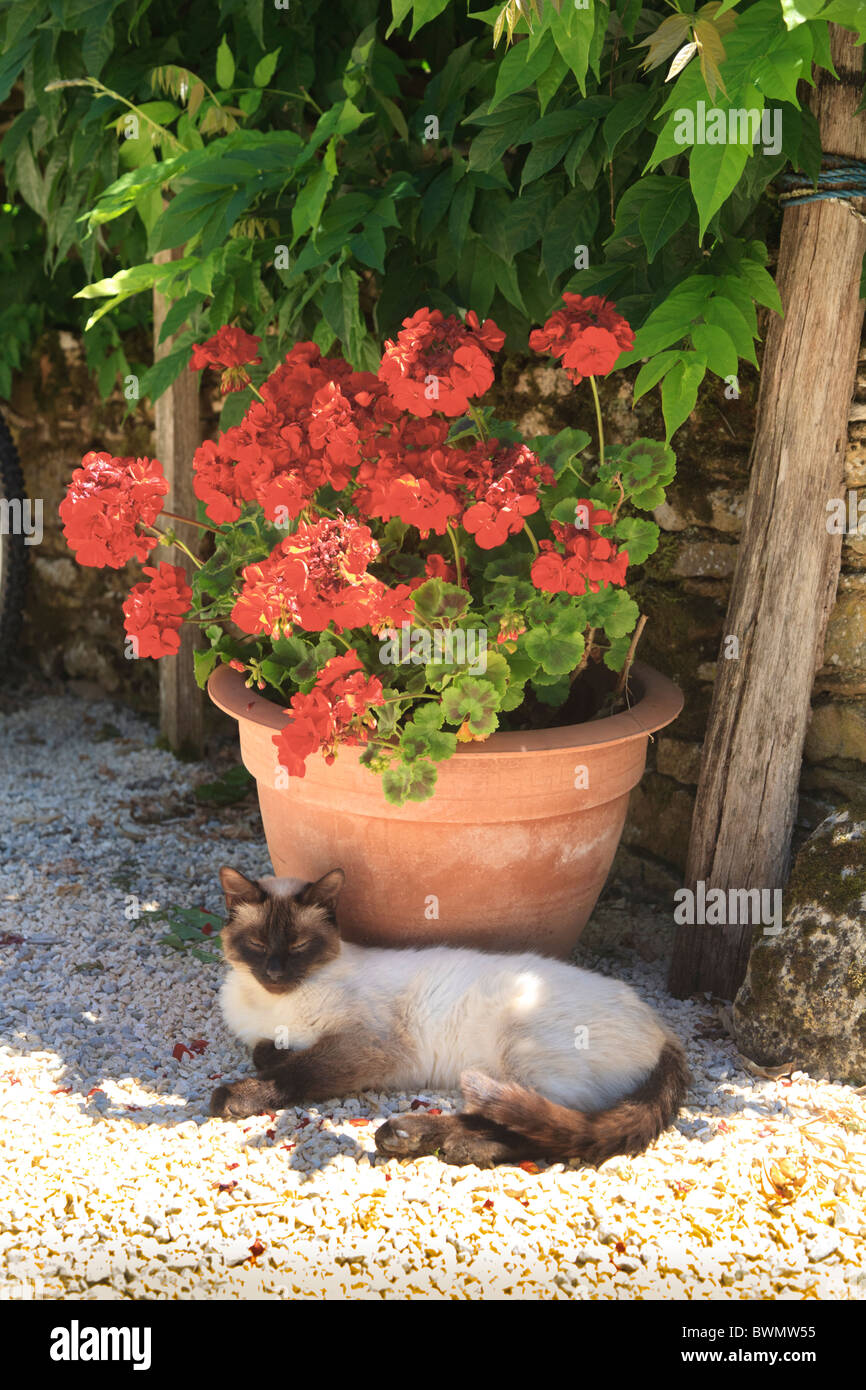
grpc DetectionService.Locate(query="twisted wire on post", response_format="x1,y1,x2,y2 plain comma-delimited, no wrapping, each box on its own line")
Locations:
776,155,866,224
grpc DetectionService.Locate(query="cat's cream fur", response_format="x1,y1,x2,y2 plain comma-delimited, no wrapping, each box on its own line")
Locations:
221,936,671,1112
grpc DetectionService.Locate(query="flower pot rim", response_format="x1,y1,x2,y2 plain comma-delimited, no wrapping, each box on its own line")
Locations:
207,659,683,757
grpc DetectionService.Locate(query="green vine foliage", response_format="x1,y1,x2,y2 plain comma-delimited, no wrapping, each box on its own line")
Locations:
1,0,864,432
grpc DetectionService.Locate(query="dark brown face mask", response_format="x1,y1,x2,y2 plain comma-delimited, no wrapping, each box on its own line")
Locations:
218,867,344,994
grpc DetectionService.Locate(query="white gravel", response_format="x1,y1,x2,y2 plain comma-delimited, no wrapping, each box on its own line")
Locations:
1,690,864,1300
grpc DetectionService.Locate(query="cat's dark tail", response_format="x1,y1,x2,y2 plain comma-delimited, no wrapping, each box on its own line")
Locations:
459,1040,691,1165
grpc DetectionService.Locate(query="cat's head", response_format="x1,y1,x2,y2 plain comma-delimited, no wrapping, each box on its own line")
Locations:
218,866,344,994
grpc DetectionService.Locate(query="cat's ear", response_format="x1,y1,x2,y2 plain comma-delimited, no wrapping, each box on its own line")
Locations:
219,867,266,910
300,868,345,910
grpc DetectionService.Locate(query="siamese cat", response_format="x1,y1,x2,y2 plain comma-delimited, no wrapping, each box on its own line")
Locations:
210,866,690,1167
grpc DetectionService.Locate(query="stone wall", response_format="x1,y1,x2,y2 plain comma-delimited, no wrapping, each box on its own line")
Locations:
6,327,865,887
490,329,866,891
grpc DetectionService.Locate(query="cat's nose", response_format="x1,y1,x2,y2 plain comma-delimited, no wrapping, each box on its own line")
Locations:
265,958,282,980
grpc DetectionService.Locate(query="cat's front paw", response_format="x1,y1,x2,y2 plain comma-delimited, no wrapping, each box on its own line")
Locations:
209,1078,274,1119
252,1038,282,1073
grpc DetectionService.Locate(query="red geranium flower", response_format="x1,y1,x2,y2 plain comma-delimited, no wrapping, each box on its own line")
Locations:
354,417,475,537
272,651,384,777
379,308,505,417
462,442,554,550
122,562,192,659
529,294,634,385
192,437,244,525
190,326,262,392
231,515,412,639
530,507,628,596
59,451,168,569
192,344,392,525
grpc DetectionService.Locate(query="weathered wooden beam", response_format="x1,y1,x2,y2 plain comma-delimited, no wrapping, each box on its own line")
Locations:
670,25,866,999
153,246,204,758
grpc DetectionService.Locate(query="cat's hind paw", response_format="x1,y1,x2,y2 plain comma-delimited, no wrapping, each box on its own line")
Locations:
209,1078,275,1119
374,1113,452,1158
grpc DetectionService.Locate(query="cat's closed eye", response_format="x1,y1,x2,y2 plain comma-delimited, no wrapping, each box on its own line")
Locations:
288,940,309,953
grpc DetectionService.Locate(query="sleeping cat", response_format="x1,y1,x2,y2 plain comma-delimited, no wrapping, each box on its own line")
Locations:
210,866,691,1167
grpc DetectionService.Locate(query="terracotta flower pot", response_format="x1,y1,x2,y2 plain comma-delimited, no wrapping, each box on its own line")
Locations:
208,662,683,957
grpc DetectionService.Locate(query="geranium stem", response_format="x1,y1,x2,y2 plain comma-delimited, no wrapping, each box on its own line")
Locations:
588,375,605,472
446,523,464,588
146,525,203,570
522,520,539,556
615,613,647,699
160,509,219,533
467,402,489,442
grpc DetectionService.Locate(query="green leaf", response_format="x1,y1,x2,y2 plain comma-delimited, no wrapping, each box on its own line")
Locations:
689,136,751,239
703,294,758,365
602,633,633,672
591,587,639,639
440,677,500,737
400,719,457,762
736,257,783,315
637,178,692,262
690,321,739,377
780,0,823,26
661,356,706,438
617,276,712,364
489,30,557,113
382,758,438,805
613,517,660,565
524,625,585,677
602,85,658,159
633,350,681,402
253,49,281,88
542,187,599,285
216,36,235,89
292,144,336,242
193,648,219,689
411,578,471,625
549,2,596,93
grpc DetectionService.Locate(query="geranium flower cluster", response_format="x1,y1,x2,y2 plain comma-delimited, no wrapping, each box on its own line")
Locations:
192,343,395,525
231,514,414,639
463,443,555,550
272,651,384,777
122,562,192,658
531,507,628,596
59,451,168,568
189,325,263,394
379,307,505,416
529,294,634,385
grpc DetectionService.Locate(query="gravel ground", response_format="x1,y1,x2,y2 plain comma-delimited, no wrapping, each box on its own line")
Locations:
1,690,864,1301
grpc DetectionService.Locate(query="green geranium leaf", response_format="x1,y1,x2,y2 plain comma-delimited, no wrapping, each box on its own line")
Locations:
400,721,457,762
602,633,633,672
193,649,219,689
382,758,438,805
524,625,585,677
528,428,592,477
614,517,660,566
411,578,471,625
532,676,572,706
594,589,640,640
440,677,500,737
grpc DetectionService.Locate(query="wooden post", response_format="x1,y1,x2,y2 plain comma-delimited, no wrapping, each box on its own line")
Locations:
153,246,204,758
669,26,866,1000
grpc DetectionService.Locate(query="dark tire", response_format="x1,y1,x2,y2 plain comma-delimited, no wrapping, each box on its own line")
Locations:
0,409,29,667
